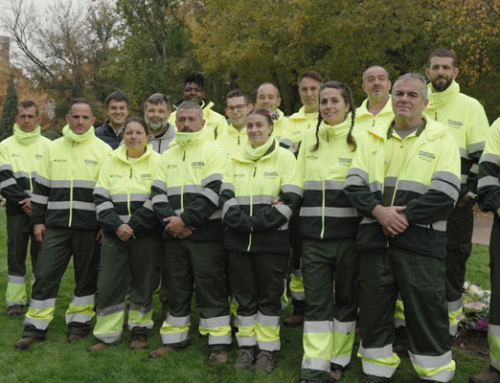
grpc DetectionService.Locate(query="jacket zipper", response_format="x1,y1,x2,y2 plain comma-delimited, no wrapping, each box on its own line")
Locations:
181,150,186,212
68,141,74,227
247,161,256,252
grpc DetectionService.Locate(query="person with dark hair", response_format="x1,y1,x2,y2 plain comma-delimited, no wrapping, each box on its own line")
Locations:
288,70,323,143
220,108,302,373
344,73,459,382
95,91,130,149
143,93,175,154
150,101,231,365
169,73,228,140
14,99,112,350
356,66,394,132
297,82,360,383
0,101,50,316
425,48,490,337
218,89,253,156
88,118,162,352
473,117,500,383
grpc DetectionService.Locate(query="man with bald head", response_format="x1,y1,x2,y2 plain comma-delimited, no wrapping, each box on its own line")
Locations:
355,65,394,132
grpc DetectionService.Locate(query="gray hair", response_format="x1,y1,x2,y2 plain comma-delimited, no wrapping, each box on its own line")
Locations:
392,73,428,101
143,93,171,111
177,100,203,119
362,65,389,83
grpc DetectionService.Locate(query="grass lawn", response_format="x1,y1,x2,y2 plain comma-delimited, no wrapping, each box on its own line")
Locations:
0,208,491,382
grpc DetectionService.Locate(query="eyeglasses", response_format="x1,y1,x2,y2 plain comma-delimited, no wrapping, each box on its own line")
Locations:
227,104,247,112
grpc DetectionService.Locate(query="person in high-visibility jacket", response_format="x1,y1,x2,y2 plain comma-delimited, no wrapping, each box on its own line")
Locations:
298,82,361,383
88,117,161,352
285,70,323,329
1,101,50,316
220,108,302,373
425,49,489,336
149,101,231,365
15,100,112,350
344,74,460,382
471,118,500,383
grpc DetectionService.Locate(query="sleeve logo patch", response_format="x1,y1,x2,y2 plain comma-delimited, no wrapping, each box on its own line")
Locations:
418,150,436,162
191,161,205,169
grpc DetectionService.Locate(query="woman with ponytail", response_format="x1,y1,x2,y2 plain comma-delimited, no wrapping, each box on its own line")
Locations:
297,82,362,383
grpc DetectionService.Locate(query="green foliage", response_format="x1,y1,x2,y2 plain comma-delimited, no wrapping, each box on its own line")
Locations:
0,78,18,141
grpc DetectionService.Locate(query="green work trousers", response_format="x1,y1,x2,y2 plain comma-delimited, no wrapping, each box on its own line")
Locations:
23,228,99,339
159,239,231,351
300,238,359,382
445,203,474,335
359,247,455,382
6,213,40,307
488,214,500,371
229,250,288,351
93,234,161,344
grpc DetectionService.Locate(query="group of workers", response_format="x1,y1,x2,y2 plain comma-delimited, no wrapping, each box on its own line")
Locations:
2,47,500,383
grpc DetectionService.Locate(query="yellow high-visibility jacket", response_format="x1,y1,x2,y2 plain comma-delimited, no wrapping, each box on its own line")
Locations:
478,117,500,213
288,106,319,143
355,97,394,133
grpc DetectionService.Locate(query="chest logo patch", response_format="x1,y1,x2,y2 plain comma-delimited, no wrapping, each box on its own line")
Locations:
417,150,436,162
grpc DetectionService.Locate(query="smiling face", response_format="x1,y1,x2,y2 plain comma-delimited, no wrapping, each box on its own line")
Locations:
392,79,428,127
144,101,170,133
123,121,148,154
246,113,273,148
66,103,95,135
225,96,252,129
299,77,321,113
183,82,205,104
319,87,350,126
107,99,129,129
426,56,459,92
255,84,281,113
16,106,40,132
362,66,391,101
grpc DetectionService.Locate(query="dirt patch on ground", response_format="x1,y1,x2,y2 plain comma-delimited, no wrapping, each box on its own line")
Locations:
455,327,489,356
473,207,493,246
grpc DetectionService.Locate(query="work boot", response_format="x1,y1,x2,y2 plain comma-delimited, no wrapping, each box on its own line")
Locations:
15,336,43,350
330,367,342,381
470,368,500,383
283,314,303,328
88,341,108,352
209,350,228,365
234,347,255,371
253,350,276,373
129,335,147,350
148,345,176,359
7,305,24,317
68,333,84,343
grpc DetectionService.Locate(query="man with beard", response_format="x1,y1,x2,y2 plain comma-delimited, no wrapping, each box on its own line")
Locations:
356,66,394,132
169,73,228,141
425,49,490,339
144,93,176,154
95,92,130,149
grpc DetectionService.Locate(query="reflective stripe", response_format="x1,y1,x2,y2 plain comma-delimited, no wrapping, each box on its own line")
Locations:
73,180,96,189
361,217,377,224
167,186,182,196
384,177,397,187
331,355,351,366
221,198,238,218
304,180,344,191
360,344,393,359
236,314,257,327
257,312,280,327
36,175,51,187
409,350,452,369
202,173,222,186
415,221,447,232
424,369,455,382
0,178,18,189
480,153,500,165
166,314,190,326
362,361,396,378
257,339,280,351
161,332,189,344
129,303,152,315
459,147,469,158
24,316,50,330
397,180,428,195
8,275,26,284
129,193,150,202
0,164,12,171
66,312,93,324
119,215,130,223
221,182,234,192
97,303,124,317
32,194,48,205
13,170,30,178
30,298,56,309
236,195,273,205
208,334,232,345
48,201,96,211
236,335,257,347
52,180,71,188
300,206,358,218
199,315,230,329
489,324,500,337
94,186,110,198
333,319,356,333
95,332,122,344
461,174,468,184
291,291,305,300
369,181,383,192
479,176,500,188
96,201,114,214
301,357,330,372
433,171,461,188
200,188,219,205
304,320,332,333
348,167,368,182
449,325,458,336
469,141,485,154
470,163,479,175
209,210,221,220
111,194,128,203
275,203,293,220
184,185,203,193
282,184,303,196
174,209,181,215
143,199,152,210
152,194,169,204
152,179,167,191
430,180,459,202
447,298,461,312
